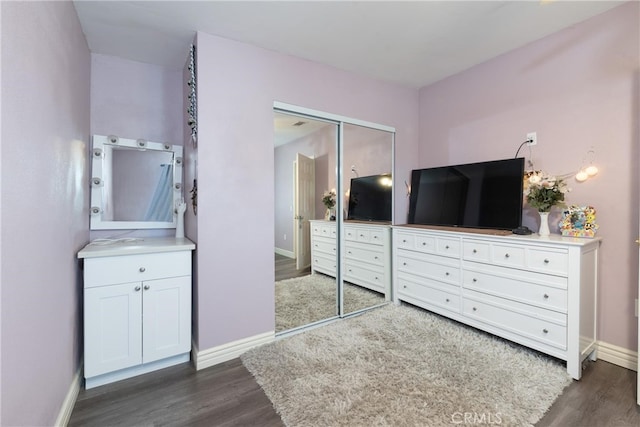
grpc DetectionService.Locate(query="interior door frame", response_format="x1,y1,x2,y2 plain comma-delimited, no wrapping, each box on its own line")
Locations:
274,101,396,318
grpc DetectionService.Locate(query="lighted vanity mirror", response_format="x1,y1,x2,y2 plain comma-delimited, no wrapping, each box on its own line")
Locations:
90,134,183,230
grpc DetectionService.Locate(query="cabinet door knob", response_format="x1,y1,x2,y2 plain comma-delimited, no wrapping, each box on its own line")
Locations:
144,285,150,290
139,267,146,273
134,286,141,291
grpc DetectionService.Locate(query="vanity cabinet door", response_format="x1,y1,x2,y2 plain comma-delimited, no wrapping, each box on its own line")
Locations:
142,276,192,363
84,282,143,378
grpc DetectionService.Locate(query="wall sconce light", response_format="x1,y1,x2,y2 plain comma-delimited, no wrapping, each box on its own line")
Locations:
575,148,598,182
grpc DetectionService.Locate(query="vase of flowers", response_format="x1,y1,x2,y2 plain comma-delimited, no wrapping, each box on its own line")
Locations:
523,171,570,237
322,189,336,220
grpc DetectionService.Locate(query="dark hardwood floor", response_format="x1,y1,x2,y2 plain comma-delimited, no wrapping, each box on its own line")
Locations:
68,357,639,426
69,256,640,426
275,253,310,281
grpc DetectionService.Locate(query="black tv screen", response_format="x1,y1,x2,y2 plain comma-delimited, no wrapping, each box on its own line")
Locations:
347,174,392,222
408,158,524,230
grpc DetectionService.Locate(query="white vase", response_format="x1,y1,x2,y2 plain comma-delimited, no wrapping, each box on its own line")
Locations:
538,211,550,237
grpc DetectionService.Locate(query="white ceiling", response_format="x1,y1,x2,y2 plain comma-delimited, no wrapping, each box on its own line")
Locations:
73,1,624,89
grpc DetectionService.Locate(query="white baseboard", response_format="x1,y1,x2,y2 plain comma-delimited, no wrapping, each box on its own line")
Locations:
193,331,275,371
275,247,295,258
597,340,638,371
54,365,82,426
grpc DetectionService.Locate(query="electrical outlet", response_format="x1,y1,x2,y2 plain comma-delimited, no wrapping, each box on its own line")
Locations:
526,132,537,146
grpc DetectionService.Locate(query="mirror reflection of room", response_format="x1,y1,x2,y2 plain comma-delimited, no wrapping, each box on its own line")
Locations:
274,112,394,333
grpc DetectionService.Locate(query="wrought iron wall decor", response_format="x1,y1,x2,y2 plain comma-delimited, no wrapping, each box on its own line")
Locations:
187,44,197,147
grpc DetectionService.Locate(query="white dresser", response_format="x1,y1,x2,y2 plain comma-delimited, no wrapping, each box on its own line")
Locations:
78,237,195,389
310,220,391,296
392,225,600,380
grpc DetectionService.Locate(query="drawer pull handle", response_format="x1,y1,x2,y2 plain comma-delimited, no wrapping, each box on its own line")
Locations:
504,253,510,259
360,234,364,237
472,249,477,254
374,236,378,239
445,245,450,249
134,286,141,291
472,278,477,283
403,239,407,243
543,294,549,299
403,262,407,266
472,307,477,312
144,285,150,290
446,298,450,303
403,285,407,289
445,272,450,276
374,256,379,260
543,329,549,334
422,242,426,246
139,267,146,273
375,276,379,280
544,259,550,264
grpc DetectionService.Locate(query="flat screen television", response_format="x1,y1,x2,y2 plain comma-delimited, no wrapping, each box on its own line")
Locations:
408,158,524,230
347,174,392,222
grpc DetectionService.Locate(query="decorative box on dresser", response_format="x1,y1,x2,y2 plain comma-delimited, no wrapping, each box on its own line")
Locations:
309,220,391,297
392,225,600,380
78,237,195,389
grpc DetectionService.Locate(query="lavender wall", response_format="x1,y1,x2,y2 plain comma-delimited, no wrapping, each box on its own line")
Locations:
419,2,639,351
89,54,185,240
1,1,90,425
195,32,419,349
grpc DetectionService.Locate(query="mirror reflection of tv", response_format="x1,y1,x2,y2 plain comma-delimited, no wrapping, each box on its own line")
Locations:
347,174,392,222
408,158,524,230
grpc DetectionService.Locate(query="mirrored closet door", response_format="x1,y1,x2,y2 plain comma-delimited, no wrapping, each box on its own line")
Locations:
273,106,394,334
274,111,339,333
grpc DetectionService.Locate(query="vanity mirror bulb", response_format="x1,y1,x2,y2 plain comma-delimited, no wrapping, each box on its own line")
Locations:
91,177,103,187
107,135,119,144
90,206,101,215
93,148,103,158
163,143,173,151
585,165,598,177
175,157,183,166
575,170,588,182
174,183,182,191
136,139,147,148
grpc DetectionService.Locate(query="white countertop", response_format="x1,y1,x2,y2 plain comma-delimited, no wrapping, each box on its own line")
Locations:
78,237,196,258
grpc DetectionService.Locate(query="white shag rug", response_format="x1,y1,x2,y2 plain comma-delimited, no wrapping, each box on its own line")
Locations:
242,304,572,426
276,274,384,332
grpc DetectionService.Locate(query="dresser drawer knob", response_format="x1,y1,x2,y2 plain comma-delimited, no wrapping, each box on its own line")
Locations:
445,245,450,249
139,267,146,273
403,262,407,266
544,259,550,264
472,278,477,283
504,253,510,258
144,285,150,290
374,256,379,260
375,276,379,280
403,285,407,289
134,285,141,291
446,298,450,303
422,242,426,246
543,329,549,334
543,294,549,299
472,307,477,311
402,239,407,243
472,249,477,254
445,272,450,276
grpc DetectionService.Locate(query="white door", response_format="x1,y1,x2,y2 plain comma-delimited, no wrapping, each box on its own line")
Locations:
294,153,315,270
84,282,142,377
142,276,192,363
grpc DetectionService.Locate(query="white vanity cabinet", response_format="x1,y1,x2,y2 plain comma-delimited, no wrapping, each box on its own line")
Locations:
393,225,600,380
78,237,195,389
309,220,391,296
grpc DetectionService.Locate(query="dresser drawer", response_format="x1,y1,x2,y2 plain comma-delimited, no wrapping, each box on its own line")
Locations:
397,254,459,286
463,240,491,262
84,251,191,288
313,223,336,238
462,269,567,313
528,247,568,276
463,292,567,350
345,244,383,265
437,237,460,257
312,254,337,275
491,244,526,268
312,239,336,256
395,231,417,250
344,263,384,292
397,274,460,314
